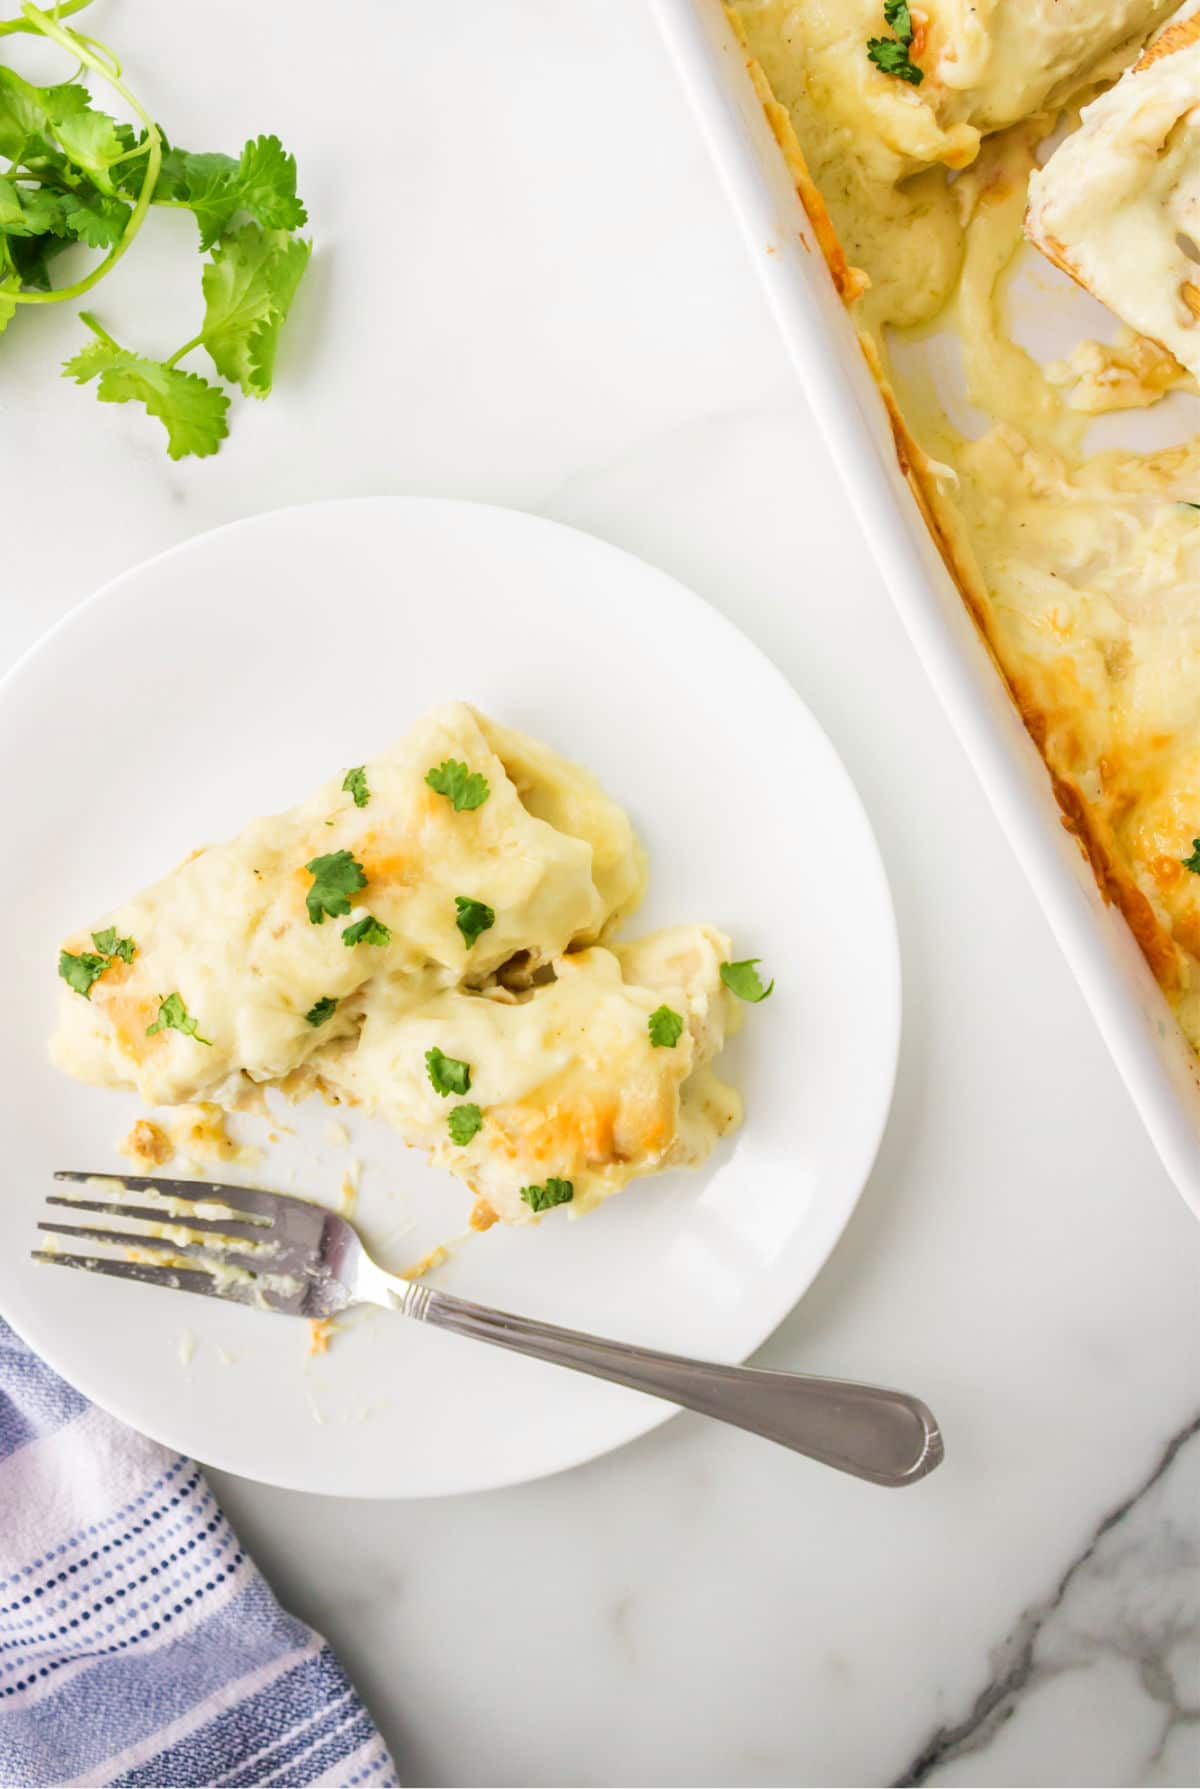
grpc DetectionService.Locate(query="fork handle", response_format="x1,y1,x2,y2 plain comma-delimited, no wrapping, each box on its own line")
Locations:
392,1283,942,1486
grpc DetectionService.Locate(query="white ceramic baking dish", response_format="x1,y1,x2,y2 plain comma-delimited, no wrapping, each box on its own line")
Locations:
652,0,1200,1218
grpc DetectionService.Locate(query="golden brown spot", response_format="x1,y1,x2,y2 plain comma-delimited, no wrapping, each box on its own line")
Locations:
469,1198,499,1233
727,11,869,306
1181,282,1200,322
308,1318,334,1356
1134,11,1200,73
119,1118,173,1169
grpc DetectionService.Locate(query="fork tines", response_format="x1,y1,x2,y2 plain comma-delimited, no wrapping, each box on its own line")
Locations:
34,1172,313,1314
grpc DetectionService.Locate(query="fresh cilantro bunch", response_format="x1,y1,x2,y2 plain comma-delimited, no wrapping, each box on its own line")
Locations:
0,0,311,457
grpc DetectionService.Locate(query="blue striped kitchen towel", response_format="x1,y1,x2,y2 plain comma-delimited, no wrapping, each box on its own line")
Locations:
0,1317,398,1788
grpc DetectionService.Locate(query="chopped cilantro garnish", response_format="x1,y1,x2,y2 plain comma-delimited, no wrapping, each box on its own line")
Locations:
58,949,109,999
867,1,922,83
720,958,775,1003
520,1177,574,1213
342,914,390,948
305,995,338,1026
648,1005,684,1048
867,35,923,82
342,766,370,808
883,0,914,43
447,1103,483,1146
455,895,496,949
91,927,136,963
426,1046,471,1097
1183,840,1200,874
305,849,366,924
425,759,490,812
146,991,211,1045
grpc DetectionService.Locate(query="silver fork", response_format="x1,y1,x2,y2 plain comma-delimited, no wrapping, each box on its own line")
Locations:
35,1172,944,1487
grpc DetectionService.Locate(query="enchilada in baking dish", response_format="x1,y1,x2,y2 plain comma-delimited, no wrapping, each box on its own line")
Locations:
729,0,1200,1053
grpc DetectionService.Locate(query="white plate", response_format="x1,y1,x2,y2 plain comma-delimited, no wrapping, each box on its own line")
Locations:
0,497,899,1497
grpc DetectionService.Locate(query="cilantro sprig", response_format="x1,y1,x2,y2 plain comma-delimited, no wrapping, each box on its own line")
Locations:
867,0,924,84
447,1103,483,1146
720,959,774,1003
1182,840,1200,874
342,766,370,809
305,850,366,924
146,991,211,1045
305,995,338,1026
426,1046,471,1097
648,1005,684,1048
425,760,490,812
0,1,311,457
58,923,136,997
520,1178,574,1214
454,895,495,950
342,913,390,948
58,948,108,998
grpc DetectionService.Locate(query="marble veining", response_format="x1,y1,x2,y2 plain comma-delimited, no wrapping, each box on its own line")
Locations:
901,1416,1200,1787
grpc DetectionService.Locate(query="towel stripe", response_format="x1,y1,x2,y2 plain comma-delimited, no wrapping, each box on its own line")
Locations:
0,1320,397,1787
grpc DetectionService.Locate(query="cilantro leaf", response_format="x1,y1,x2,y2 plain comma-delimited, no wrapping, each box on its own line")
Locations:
426,1046,471,1097
304,849,367,924
648,1004,684,1048
883,0,914,45
305,995,338,1026
342,914,390,948
199,223,311,398
720,958,775,1003
342,766,370,808
146,991,211,1045
62,189,132,250
58,948,109,999
0,275,16,336
520,1178,574,1214
0,175,71,238
64,324,229,460
186,134,306,251
125,134,307,252
1182,840,1200,874
454,895,495,949
867,35,923,82
51,104,136,192
447,1103,483,1146
0,67,52,160
91,927,135,964
425,759,490,812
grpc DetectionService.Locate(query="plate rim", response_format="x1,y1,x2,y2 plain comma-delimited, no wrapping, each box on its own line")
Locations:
0,494,902,1497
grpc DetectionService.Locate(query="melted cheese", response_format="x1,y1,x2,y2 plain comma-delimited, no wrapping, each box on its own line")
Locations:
730,1,1200,1051
1027,9,1200,380
52,705,740,1222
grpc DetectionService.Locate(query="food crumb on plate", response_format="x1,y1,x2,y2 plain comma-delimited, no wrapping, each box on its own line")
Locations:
119,1117,173,1169
178,1329,196,1367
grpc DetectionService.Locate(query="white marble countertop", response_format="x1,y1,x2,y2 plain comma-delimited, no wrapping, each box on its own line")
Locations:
3,1,1198,1783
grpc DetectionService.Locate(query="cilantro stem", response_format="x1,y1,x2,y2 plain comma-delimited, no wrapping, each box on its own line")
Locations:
163,332,206,370
8,0,161,307
0,0,93,38
78,309,118,349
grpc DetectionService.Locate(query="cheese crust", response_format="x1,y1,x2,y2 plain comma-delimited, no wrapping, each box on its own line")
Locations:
729,0,1200,1052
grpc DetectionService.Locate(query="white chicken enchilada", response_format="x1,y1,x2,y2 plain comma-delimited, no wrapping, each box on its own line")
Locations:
728,0,1200,1058
52,703,759,1229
